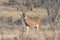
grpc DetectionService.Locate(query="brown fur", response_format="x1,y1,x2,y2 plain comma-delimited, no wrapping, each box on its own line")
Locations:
24,16,41,30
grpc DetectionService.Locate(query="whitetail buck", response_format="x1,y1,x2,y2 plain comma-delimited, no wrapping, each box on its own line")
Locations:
20,10,41,34
24,16,41,31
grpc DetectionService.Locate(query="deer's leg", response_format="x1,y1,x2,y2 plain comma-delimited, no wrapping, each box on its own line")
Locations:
37,25,39,29
26,26,29,35
35,25,39,31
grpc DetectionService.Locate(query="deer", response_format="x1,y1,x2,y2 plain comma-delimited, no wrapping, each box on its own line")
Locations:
24,16,41,31
20,10,41,33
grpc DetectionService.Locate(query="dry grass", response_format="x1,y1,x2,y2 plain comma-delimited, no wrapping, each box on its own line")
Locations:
0,6,60,40
26,7,47,17
0,29,60,40
0,10,19,19
0,7,47,17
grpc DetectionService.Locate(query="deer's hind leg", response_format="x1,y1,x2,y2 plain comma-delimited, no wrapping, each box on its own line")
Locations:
34,25,39,31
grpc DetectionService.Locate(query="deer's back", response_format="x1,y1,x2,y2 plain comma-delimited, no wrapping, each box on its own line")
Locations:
25,16,41,27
